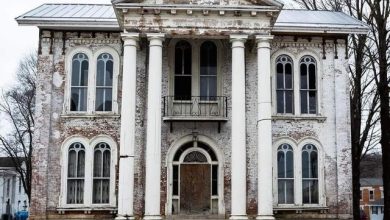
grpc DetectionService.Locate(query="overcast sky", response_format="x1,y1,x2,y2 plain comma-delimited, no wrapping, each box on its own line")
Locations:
0,0,110,91
0,0,299,91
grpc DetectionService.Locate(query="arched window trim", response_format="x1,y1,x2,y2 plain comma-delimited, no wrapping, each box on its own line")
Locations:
168,39,223,100
60,135,118,209
272,138,325,208
299,55,318,115
271,51,323,117
65,46,120,115
275,55,294,114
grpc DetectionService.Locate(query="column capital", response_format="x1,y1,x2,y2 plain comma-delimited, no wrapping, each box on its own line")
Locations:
256,35,274,49
230,35,248,48
121,33,139,47
147,33,165,47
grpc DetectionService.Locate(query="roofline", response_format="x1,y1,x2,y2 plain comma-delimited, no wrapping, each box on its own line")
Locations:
114,3,282,11
273,25,369,35
16,18,120,31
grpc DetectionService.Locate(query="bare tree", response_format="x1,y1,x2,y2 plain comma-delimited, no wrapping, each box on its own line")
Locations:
365,0,390,218
293,1,381,219
0,52,37,202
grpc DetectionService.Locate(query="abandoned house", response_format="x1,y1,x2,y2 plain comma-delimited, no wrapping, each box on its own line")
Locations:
16,0,368,219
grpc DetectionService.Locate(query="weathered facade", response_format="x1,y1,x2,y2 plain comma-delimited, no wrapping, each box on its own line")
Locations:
16,0,368,219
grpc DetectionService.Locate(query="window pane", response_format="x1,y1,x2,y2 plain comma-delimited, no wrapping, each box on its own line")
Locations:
174,76,191,100
302,151,309,178
106,60,114,86
77,150,85,177
309,91,317,114
212,165,218,196
175,41,192,75
68,150,76,177
200,76,217,99
309,64,316,89
310,180,319,203
286,151,294,178
285,90,293,114
71,88,87,111
278,179,285,204
277,151,285,178
93,179,102,203
286,179,294,204
103,150,111,177
102,179,110,203
80,60,89,86
94,150,102,177
276,64,284,89
285,63,292,89
96,60,105,86
277,91,284,114
302,180,310,203
300,64,307,89
71,61,80,86
200,41,217,76
173,165,178,196
310,151,318,178
300,91,308,114
67,179,84,204
96,88,113,111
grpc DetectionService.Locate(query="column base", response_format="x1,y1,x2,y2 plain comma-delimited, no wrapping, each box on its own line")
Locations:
115,216,135,220
143,215,162,220
230,215,248,220
256,215,275,220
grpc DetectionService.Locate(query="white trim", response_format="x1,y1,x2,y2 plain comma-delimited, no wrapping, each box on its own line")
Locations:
59,135,118,209
271,49,323,117
167,39,224,98
165,134,225,216
272,137,326,208
64,46,120,115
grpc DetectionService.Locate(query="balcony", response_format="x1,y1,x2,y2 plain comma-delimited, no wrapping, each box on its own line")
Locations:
163,96,228,121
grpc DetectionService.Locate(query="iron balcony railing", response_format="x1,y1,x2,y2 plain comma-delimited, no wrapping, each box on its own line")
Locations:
163,96,228,120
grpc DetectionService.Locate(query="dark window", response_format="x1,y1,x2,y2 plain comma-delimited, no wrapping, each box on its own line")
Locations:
277,144,294,204
302,144,319,204
173,165,179,196
93,143,111,204
200,41,217,101
300,56,317,114
67,143,85,204
96,53,113,111
212,165,218,196
70,53,89,111
276,55,294,114
175,41,192,100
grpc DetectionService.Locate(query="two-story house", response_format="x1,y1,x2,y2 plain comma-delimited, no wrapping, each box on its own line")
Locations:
16,0,368,219
360,178,384,220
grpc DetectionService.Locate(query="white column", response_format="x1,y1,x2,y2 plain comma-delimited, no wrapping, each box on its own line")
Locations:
229,35,248,220
256,35,275,220
144,33,165,220
116,33,139,220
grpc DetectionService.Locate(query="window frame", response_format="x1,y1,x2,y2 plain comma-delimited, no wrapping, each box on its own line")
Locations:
60,135,118,209
168,39,223,100
275,55,294,114
271,51,322,117
369,189,374,201
273,138,325,208
65,47,120,115
299,55,318,115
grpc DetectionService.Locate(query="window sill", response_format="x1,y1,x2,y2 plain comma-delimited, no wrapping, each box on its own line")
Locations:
57,206,117,214
272,115,326,122
273,205,329,214
61,113,120,119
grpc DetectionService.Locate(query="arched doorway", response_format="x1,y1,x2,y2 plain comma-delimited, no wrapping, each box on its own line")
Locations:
166,135,224,216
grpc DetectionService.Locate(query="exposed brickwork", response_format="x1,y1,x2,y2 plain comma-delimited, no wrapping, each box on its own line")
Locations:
31,31,352,220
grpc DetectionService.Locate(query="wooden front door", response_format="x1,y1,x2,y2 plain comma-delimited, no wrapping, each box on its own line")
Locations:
180,164,211,214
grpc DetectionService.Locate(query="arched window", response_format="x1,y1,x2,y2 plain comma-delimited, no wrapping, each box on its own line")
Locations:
70,53,89,111
67,143,85,204
175,41,192,100
277,144,294,204
200,41,217,101
96,53,113,112
93,142,111,204
276,55,294,114
302,144,319,204
300,56,317,114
